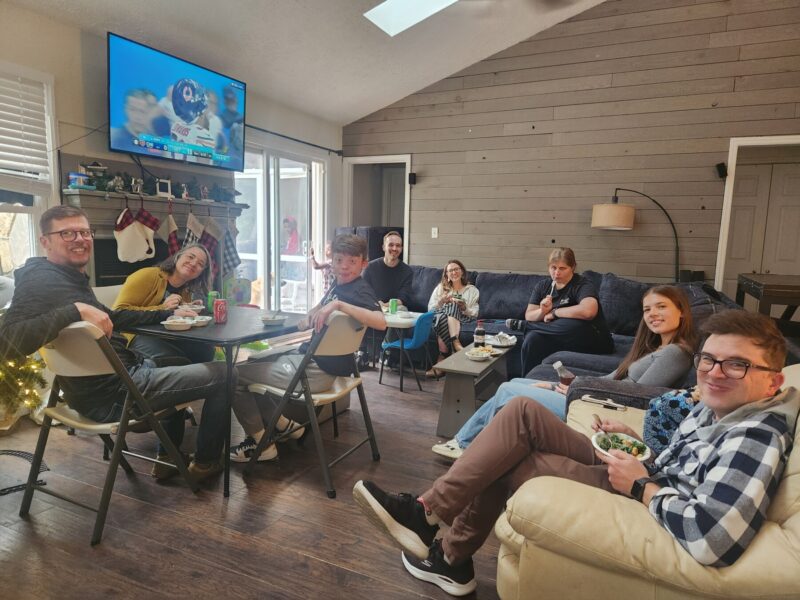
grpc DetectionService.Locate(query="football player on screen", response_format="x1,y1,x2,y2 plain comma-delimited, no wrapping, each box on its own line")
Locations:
169,78,215,153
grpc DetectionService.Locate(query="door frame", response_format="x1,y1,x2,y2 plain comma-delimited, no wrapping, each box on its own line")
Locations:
343,154,411,259
714,135,800,289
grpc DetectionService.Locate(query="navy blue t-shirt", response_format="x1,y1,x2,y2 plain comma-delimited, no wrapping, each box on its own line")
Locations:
528,273,610,337
303,276,381,376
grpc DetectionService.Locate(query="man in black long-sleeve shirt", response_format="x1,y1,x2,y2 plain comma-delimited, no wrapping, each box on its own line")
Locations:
0,206,231,481
361,231,413,368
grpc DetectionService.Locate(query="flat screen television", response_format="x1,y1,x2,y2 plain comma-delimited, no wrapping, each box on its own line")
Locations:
107,32,246,172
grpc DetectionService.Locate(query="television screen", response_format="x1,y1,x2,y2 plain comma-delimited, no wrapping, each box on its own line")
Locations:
107,32,246,172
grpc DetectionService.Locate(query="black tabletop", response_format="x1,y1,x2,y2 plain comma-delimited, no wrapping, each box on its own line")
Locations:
127,306,303,347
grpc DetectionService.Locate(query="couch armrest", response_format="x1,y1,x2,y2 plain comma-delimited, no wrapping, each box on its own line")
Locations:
566,376,671,410
503,477,800,597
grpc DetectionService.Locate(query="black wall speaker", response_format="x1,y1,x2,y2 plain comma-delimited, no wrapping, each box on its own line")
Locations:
715,162,728,179
408,172,417,185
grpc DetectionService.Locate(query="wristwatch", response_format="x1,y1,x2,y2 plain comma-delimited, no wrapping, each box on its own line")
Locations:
551,308,559,319
630,477,653,502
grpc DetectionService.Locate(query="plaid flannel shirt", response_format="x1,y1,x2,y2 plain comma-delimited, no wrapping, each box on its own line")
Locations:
646,391,795,567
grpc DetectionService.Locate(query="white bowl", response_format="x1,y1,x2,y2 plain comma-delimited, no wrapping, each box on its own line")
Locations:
465,350,491,362
161,319,192,331
591,432,651,462
261,314,287,326
192,316,212,327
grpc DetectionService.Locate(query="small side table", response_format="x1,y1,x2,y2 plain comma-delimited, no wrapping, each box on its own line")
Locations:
736,273,800,320
434,344,510,438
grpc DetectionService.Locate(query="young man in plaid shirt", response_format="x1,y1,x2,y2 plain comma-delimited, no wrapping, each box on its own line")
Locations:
354,310,798,596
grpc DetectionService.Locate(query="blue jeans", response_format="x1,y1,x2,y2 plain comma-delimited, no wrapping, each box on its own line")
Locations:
77,360,232,464
454,378,566,448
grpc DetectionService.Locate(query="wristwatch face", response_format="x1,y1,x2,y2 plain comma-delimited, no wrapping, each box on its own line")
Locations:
631,477,650,501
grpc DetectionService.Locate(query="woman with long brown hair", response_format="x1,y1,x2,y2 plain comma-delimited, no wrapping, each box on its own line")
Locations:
426,259,480,376
433,285,697,459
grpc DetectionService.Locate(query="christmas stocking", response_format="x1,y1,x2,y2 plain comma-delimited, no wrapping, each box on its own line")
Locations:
134,207,160,258
158,213,180,256
114,207,150,262
183,212,205,247
221,226,241,276
198,217,224,275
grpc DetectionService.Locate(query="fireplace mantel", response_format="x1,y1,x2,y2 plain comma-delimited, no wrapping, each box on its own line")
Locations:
62,189,248,287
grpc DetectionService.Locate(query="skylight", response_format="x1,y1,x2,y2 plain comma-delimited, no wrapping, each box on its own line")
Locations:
364,0,459,37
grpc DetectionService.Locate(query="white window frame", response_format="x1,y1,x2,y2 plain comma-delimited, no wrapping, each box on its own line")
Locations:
0,60,60,262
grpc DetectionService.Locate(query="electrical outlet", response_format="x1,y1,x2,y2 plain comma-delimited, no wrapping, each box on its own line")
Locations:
431,227,439,239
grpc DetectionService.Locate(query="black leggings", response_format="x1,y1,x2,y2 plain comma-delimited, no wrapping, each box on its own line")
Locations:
520,319,614,377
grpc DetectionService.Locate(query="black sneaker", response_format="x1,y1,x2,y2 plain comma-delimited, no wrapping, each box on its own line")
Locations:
505,318,525,332
353,480,439,559
402,539,477,597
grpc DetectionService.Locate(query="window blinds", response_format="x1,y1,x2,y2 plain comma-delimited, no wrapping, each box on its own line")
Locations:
0,71,50,184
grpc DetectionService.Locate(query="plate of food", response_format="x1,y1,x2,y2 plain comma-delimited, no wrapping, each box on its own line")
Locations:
465,346,493,361
191,316,213,327
591,431,651,462
161,317,193,331
485,333,516,348
261,312,287,326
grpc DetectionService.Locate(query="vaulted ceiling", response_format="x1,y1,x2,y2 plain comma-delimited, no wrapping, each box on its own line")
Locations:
8,0,604,125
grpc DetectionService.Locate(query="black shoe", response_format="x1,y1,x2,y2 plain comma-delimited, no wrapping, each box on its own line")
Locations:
353,480,439,559
505,318,525,332
356,351,372,371
402,539,477,597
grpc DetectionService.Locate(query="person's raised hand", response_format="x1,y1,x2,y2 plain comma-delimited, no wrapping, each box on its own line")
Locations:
595,449,649,496
591,417,638,439
74,302,113,338
162,293,183,310
540,295,553,312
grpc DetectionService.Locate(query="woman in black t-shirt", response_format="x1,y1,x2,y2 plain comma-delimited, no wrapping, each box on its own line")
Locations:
518,247,613,376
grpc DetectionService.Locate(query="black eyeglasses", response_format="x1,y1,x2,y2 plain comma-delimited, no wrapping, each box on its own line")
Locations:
693,352,778,380
44,229,95,241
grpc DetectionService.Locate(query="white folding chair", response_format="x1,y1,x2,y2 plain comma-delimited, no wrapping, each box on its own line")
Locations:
92,284,124,308
244,311,380,498
19,321,199,545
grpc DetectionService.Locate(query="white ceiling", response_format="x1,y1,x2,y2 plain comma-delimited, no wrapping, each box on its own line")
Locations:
9,0,603,126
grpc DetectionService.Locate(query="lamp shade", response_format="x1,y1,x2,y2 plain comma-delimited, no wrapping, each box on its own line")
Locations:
591,203,635,230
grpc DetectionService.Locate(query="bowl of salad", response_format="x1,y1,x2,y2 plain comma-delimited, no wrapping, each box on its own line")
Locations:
591,431,651,462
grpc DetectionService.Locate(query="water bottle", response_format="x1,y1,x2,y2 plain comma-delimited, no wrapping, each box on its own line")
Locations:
474,320,486,347
552,360,575,386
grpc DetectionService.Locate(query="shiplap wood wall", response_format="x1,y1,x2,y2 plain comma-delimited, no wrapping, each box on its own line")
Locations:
342,0,800,281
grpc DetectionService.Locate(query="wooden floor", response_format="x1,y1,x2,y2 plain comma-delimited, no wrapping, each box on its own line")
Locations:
0,369,502,600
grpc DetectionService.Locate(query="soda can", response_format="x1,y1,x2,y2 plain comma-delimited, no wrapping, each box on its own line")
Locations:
213,298,228,324
207,291,220,312
389,298,398,314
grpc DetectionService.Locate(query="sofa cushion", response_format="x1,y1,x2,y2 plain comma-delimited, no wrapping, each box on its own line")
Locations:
474,272,547,320
597,272,649,336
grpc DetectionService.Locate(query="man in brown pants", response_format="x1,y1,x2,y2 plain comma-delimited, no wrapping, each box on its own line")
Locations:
353,310,797,596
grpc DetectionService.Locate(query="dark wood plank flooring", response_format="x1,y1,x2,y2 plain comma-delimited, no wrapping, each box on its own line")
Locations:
0,369,502,600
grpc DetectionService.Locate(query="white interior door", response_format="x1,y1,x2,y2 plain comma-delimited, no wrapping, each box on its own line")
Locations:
722,164,772,301
762,164,800,276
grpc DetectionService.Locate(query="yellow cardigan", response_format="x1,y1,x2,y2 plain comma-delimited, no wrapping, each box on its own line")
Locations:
114,267,192,343
113,267,192,311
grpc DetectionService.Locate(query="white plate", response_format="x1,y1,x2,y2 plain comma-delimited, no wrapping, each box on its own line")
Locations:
465,350,492,361
191,316,212,327
486,334,516,348
591,432,651,462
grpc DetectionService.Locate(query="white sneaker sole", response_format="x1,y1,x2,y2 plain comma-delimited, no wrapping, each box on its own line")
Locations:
401,552,477,596
352,480,429,560
431,442,463,461
230,443,278,463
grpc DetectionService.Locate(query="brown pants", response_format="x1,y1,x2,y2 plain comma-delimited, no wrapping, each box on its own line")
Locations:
421,396,615,563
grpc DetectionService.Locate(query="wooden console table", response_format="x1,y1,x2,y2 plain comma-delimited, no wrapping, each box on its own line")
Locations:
736,273,800,320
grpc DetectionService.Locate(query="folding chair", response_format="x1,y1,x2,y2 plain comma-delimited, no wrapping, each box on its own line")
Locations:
378,311,436,391
243,311,380,498
19,321,199,545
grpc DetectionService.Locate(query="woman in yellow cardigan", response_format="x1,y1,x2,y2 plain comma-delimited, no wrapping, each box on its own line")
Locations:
114,243,215,364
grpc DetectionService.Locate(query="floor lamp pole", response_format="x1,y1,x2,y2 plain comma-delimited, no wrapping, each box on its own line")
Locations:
614,187,680,282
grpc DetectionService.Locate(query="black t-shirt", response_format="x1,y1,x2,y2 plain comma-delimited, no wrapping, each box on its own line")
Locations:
362,258,413,305
304,276,381,376
528,273,610,336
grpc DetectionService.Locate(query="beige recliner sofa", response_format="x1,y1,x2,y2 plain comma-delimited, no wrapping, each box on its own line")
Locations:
494,365,800,600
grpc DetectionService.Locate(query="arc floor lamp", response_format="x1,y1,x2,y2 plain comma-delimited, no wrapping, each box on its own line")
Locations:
591,187,680,282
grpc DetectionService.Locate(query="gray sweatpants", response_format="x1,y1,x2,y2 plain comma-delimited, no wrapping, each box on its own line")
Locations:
232,347,336,437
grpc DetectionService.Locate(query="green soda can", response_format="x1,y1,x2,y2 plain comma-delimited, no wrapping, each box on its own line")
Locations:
207,291,220,312
389,298,398,314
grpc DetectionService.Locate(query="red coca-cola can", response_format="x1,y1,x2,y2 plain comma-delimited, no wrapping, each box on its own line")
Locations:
213,298,228,324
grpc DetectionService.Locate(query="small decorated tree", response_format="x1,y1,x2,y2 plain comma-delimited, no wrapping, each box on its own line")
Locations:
0,355,47,414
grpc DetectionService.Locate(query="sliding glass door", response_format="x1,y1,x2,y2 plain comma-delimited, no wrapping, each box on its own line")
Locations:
235,148,317,313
